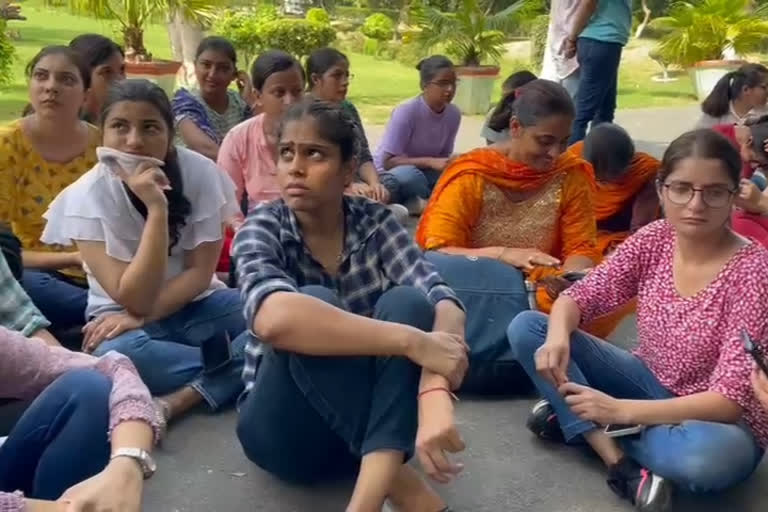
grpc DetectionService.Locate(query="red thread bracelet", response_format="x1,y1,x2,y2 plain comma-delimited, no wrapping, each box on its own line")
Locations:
418,387,459,401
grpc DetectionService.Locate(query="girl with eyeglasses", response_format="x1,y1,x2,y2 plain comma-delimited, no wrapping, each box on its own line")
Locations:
508,129,768,511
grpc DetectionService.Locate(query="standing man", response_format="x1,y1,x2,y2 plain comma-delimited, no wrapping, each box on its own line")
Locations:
564,0,632,144
540,0,581,101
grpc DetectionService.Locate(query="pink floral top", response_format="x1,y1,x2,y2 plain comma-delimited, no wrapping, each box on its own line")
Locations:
217,114,281,224
564,220,768,447
0,327,160,512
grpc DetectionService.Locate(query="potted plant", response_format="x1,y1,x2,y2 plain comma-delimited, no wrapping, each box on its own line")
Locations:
650,0,768,100
416,0,523,114
52,0,222,95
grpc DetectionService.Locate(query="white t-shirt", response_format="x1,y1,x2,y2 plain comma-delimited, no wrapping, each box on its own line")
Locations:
41,146,239,319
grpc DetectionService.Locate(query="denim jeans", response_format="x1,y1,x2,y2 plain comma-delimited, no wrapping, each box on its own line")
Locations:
0,369,111,500
236,285,426,484
508,311,764,493
380,165,441,204
21,270,88,331
425,252,533,394
92,289,247,410
569,37,624,144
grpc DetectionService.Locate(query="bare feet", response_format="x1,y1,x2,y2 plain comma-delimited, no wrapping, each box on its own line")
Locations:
387,465,446,512
157,386,204,422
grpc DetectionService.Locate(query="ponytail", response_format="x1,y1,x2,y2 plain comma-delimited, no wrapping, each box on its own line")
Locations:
701,64,768,118
488,79,573,132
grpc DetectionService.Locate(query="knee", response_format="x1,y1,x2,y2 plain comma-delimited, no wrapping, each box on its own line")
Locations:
92,330,148,357
506,311,549,360
299,285,343,309
52,369,112,411
375,286,435,330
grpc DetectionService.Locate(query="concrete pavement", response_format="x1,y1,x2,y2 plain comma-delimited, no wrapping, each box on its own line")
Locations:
143,105,768,511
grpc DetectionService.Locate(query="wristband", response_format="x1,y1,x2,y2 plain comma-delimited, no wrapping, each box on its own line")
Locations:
418,387,459,401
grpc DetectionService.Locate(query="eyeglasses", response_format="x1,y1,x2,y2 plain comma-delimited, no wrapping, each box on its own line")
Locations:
429,79,460,90
660,181,736,208
329,71,354,81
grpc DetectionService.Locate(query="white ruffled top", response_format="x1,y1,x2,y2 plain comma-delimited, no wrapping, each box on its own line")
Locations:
41,146,239,319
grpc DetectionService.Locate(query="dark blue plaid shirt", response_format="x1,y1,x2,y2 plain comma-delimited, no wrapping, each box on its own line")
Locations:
232,196,462,389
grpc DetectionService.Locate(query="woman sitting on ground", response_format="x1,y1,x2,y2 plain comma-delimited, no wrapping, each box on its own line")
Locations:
374,55,461,214
172,36,251,161
567,123,660,256
695,63,768,129
481,70,537,144
216,50,305,281
416,80,623,394
307,47,390,204
0,46,98,337
509,129,768,511
41,79,248,425
0,326,159,512
69,34,125,123
233,99,468,512
709,116,768,248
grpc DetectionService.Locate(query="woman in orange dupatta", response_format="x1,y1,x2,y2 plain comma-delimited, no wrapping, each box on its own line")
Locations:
567,123,661,256
418,80,618,394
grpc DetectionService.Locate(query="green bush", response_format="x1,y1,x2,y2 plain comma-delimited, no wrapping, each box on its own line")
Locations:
335,31,366,54
396,40,425,67
260,19,336,58
361,12,395,41
333,6,399,22
211,6,279,66
305,7,331,25
0,21,15,88
331,19,361,33
528,14,548,72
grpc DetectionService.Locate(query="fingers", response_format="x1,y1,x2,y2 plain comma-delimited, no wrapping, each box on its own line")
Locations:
558,381,584,396
417,446,444,483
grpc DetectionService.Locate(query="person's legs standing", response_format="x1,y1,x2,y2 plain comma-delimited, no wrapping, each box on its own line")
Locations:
426,252,532,394
0,369,111,500
593,43,623,125
561,70,580,104
21,270,87,330
569,38,619,145
619,421,763,494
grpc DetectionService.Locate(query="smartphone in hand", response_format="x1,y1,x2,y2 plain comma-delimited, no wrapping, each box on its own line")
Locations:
604,423,644,438
741,330,768,376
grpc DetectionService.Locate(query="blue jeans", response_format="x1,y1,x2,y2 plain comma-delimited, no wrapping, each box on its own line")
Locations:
0,369,111,500
92,289,247,410
425,252,533,394
236,285,426,484
380,165,441,204
569,37,624,144
21,270,88,330
508,311,764,493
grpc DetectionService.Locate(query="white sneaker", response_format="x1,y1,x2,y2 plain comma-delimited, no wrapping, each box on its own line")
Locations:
386,203,410,224
403,197,427,216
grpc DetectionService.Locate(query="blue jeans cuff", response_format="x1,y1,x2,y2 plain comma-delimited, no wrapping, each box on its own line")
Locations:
561,418,598,441
190,381,220,411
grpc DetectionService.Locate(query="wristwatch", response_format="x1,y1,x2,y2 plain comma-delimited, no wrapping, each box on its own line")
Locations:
110,448,157,480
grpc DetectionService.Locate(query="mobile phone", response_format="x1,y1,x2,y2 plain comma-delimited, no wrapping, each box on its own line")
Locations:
201,331,232,374
741,330,768,376
561,270,588,282
604,424,644,438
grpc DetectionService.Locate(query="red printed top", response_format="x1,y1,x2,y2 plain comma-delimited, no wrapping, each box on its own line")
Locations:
564,220,768,447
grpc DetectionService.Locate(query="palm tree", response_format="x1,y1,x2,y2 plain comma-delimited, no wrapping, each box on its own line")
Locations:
51,0,222,61
650,0,768,67
416,0,524,67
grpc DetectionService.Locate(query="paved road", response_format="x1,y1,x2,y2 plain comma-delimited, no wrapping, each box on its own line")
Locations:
144,106,768,511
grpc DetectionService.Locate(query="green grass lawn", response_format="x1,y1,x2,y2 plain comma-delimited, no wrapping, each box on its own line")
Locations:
0,3,753,125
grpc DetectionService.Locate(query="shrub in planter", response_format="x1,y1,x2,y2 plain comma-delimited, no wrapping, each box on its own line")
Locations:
529,14,549,72
306,7,331,25
361,12,395,41
260,19,336,58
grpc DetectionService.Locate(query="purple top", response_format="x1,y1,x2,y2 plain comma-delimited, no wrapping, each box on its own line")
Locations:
0,327,160,511
373,95,461,172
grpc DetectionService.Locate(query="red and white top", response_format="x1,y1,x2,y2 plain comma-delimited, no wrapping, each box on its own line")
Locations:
564,220,768,447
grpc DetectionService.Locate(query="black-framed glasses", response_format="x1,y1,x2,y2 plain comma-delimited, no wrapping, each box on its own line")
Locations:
660,181,737,208
429,79,460,90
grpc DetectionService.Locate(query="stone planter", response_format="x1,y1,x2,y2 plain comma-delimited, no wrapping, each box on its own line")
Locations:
688,60,747,101
125,59,183,97
454,65,500,115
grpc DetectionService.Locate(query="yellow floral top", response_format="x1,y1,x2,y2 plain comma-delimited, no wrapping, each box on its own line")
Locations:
0,119,100,279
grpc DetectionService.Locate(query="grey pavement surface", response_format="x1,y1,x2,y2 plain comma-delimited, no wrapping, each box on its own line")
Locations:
145,106,768,511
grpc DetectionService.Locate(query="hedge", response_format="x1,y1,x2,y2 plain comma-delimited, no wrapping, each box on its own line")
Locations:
333,6,399,22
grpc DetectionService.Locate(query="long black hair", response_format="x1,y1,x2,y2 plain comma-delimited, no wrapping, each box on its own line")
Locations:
747,114,768,163
416,55,454,88
195,36,237,66
488,78,574,132
658,129,742,187
701,63,768,118
101,79,191,251
488,70,537,131
69,34,124,72
26,45,91,90
306,47,348,89
279,98,358,163
251,49,304,91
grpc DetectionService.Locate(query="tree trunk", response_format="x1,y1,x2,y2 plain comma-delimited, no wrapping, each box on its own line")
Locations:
124,26,148,61
166,11,203,88
634,0,652,38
